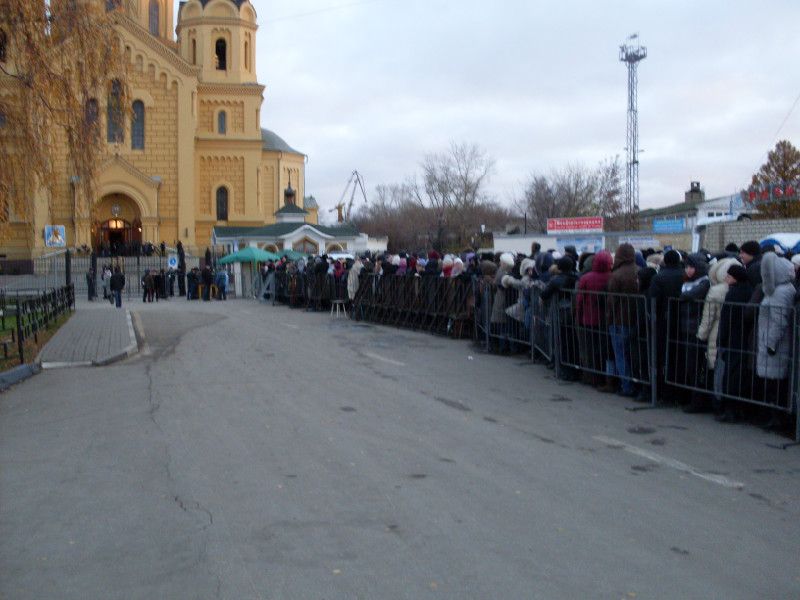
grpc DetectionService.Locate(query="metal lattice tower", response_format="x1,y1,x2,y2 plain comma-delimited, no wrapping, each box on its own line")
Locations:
619,35,646,230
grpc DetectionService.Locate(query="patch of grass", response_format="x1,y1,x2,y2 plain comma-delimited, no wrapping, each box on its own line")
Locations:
0,311,73,371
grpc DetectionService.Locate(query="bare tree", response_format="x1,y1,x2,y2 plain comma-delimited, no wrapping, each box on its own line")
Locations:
0,1,126,241
516,157,623,232
409,142,495,250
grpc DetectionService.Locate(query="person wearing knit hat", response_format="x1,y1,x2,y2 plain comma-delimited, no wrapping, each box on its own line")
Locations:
724,242,740,256
441,255,454,278
694,256,739,413
644,246,685,402
490,251,518,353
451,257,464,277
726,263,748,283
556,256,574,274
716,259,756,421
740,240,761,258
676,252,711,411
663,249,681,267
540,252,579,380
499,252,515,268
739,240,762,287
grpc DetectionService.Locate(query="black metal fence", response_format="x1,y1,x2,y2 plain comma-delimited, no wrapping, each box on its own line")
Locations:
665,298,797,415
1,285,75,365
350,274,474,337
271,272,349,313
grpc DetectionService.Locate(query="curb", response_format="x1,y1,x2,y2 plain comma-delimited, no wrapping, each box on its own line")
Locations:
92,309,139,366
0,363,41,391
39,309,140,369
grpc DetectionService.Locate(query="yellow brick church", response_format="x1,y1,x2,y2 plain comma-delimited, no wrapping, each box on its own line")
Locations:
6,0,318,260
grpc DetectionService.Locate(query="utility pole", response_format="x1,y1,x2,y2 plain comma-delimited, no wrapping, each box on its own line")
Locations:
620,34,647,231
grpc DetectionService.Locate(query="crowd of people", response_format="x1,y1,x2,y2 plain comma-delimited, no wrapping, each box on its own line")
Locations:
250,241,799,433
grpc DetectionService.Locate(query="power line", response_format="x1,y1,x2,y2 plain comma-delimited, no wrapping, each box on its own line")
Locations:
751,88,800,173
772,89,800,141
269,0,392,23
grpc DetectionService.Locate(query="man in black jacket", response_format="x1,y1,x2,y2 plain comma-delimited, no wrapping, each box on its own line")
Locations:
646,250,685,401
109,267,125,308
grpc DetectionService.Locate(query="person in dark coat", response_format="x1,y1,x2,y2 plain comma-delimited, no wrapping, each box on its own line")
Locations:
604,243,640,396
646,249,684,399
424,250,440,276
541,256,579,379
739,240,762,289
715,264,754,421
534,251,554,283
201,266,213,301
109,266,125,308
187,268,198,300
677,253,711,410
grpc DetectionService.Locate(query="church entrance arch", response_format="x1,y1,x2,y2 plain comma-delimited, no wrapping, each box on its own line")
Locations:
93,193,142,255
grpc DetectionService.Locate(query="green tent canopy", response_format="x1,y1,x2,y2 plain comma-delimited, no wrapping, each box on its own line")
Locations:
219,247,280,265
279,249,306,261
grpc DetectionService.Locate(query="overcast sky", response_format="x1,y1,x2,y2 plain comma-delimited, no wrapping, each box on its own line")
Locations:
241,0,800,223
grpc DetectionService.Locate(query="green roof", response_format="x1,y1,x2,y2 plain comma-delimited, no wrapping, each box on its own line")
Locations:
261,128,302,155
213,222,360,239
275,204,308,215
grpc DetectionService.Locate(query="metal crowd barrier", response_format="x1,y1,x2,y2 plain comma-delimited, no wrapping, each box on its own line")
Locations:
557,289,655,401
267,267,800,441
271,272,350,312
477,283,797,436
350,274,474,337
665,297,797,430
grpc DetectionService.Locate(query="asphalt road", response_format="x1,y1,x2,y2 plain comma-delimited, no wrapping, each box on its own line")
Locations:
1,298,799,599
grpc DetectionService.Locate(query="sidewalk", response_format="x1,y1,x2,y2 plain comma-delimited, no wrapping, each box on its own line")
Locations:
37,298,138,367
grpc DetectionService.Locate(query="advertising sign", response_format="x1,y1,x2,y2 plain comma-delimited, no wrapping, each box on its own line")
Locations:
44,225,66,248
547,216,604,235
556,237,605,254
652,218,686,234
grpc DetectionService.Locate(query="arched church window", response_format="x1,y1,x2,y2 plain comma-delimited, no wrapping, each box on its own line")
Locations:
148,0,160,36
218,111,226,134
215,38,226,70
107,79,124,143
216,187,229,221
0,30,7,63
131,100,145,149
191,39,197,65
244,40,249,70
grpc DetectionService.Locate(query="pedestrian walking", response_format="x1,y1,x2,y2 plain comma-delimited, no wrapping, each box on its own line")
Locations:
110,266,125,308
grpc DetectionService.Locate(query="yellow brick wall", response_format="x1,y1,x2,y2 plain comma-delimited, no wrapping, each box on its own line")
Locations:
261,164,274,218
126,69,179,231
198,100,245,134
198,156,245,216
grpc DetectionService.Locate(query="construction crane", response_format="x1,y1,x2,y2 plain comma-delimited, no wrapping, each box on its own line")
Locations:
329,170,368,223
